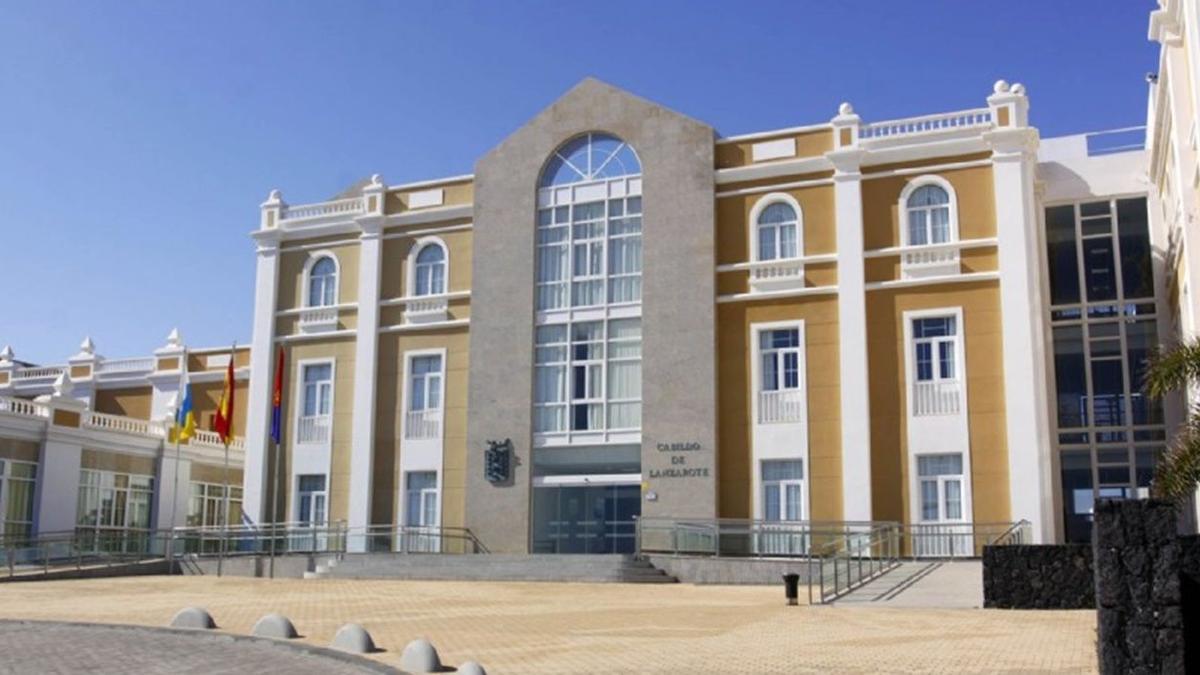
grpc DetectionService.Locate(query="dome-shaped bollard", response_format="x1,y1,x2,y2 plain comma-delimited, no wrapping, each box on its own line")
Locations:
400,638,443,673
170,607,216,630
458,661,487,675
252,613,299,639
331,623,377,654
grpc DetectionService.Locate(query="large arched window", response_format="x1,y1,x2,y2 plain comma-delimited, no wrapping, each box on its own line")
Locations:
414,243,446,296
901,177,958,247
533,132,643,440
751,196,803,262
306,255,338,307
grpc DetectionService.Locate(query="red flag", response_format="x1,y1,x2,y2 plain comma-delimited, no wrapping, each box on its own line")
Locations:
270,347,284,444
213,345,236,443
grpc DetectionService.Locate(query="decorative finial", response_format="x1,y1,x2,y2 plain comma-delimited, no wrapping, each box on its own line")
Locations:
165,328,182,348
79,336,95,355
370,173,383,187
268,189,282,202
53,370,73,397
0,345,12,364
1011,83,1025,95
993,79,1011,94
838,102,854,115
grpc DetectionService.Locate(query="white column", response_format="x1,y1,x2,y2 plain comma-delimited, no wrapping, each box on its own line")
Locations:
347,176,386,547
156,452,192,530
34,390,87,535
149,328,186,421
985,81,1054,542
827,103,872,522
242,196,283,524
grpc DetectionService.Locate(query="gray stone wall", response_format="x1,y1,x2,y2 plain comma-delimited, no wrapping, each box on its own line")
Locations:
468,79,717,552
981,544,1094,609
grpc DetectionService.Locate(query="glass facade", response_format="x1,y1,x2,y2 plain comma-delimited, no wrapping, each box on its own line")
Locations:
76,469,154,552
1044,197,1164,542
531,483,640,554
187,481,244,528
0,460,37,541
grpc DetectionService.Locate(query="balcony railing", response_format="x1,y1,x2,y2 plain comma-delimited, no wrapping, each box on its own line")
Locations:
912,380,961,416
902,246,961,279
191,429,246,451
281,196,364,222
298,307,339,333
95,357,155,375
404,409,442,440
759,389,805,424
860,108,993,141
12,366,65,383
0,396,50,418
749,259,805,291
297,415,331,444
403,296,449,324
83,411,164,438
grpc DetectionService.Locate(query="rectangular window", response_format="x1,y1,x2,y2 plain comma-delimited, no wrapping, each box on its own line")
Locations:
1045,205,1081,305
0,460,37,541
297,474,327,526
912,317,957,383
186,481,243,528
537,194,641,311
761,460,804,522
76,468,154,552
534,319,641,435
405,471,438,528
916,454,964,523
1116,198,1153,299
302,363,332,417
757,327,804,424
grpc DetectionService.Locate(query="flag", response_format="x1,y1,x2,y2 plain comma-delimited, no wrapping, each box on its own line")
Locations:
270,347,284,444
171,381,196,443
212,344,236,444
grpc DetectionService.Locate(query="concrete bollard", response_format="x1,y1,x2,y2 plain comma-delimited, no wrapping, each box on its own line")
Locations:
400,638,443,673
251,613,299,639
169,607,217,629
331,623,377,654
458,661,487,675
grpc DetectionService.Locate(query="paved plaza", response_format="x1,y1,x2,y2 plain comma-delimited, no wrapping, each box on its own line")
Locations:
0,575,1097,673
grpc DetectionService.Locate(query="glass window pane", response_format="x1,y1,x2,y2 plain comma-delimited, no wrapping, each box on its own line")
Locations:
1053,326,1087,428
938,341,955,379
1090,359,1126,426
761,460,804,481
918,454,963,476
1117,198,1153,299
763,484,780,521
1082,238,1118,302
920,480,938,520
1045,205,1080,305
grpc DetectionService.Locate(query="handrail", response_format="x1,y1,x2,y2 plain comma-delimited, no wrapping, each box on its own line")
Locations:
808,522,901,604
636,517,897,560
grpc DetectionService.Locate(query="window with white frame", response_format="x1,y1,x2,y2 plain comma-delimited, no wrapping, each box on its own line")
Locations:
761,459,805,521
755,202,799,261
0,460,37,541
534,133,643,442
76,469,154,535
905,184,954,246
187,481,243,528
405,471,438,527
534,318,641,435
296,474,327,525
414,244,446,296
916,454,965,522
307,256,338,307
758,327,804,424
405,354,443,440
298,362,333,443
912,317,957,382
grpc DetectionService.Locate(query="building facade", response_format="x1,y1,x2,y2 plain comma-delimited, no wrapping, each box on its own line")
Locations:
228,75,1163,553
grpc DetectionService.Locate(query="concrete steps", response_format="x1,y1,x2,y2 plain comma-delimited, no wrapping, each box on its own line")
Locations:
312,554,677,583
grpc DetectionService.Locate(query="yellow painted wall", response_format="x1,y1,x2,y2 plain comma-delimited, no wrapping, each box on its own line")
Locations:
861,161,995,251
385,180,474,214
716,296,842,521
380,226,474,300
715,129,834,169
93,387,153,421
277,242,362,311
81,449,156,476
865,281,1010,526
372,328,470,528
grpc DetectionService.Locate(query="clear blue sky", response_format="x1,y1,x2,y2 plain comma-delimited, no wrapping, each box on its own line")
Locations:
1,1,1159,364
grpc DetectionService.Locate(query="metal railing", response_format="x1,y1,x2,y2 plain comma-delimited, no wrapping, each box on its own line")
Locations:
808,522,901,604
636,517,893,559
901,520,1032,558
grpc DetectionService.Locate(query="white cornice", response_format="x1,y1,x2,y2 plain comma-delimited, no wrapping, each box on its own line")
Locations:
386,174,474,192
379,318,470,333
715,156,831,185
865,271,999,291
717,122,832,144
383,203,473,226
716,285,838,304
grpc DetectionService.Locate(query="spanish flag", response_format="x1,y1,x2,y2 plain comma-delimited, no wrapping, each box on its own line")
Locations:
171,382,196,443
212,345,236,445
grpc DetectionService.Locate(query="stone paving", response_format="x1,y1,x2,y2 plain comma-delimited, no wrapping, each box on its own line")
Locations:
0,576,1098,673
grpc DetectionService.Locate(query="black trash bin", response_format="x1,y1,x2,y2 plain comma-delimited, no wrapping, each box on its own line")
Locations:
782,573,800,606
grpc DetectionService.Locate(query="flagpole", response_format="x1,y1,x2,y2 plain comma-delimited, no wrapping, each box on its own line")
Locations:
167,381,183,573
218,342,235,578
270,436,280,579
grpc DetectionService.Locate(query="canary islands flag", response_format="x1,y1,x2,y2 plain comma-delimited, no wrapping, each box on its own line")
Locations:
172,382,196,443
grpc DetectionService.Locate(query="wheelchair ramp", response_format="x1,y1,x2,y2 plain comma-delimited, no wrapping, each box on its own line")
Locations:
833,560,983,608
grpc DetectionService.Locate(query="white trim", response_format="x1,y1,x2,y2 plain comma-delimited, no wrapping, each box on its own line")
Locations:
898,175,960,247
717,122,832,144
716,285,838,304
748,192,805,263
288,357,336,523
397,347,447,531
378,319,470,334
715,156,832,185
715,176,834,199
301,250,341,308
386,174,474,192
865,271,999,291
383,204,472,227
902,307,973,527
406,236,450,298
864,238,996,258
382,222,473,241
716,253,837,272
749,320,810,523
282,237,359,253
861,158,992,181
274,329,357,343
277,302,357,317
380,290,470,306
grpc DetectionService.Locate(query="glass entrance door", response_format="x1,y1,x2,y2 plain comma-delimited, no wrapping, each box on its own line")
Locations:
532,483,640,554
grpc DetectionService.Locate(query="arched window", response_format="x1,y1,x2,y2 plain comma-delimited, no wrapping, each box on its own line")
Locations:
307,256,338,307
755,201,800,261
903,179,956,246
414,243,446,296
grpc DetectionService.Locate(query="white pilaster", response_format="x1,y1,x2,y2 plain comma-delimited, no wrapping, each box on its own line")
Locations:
33,379,87,535
66,336,99,408
827,103,872,522
984,80,1054,543
347,175,386,546
242,194,284,524
148,328,186,421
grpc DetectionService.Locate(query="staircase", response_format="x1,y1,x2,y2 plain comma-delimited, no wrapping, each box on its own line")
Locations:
305,554,676,583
